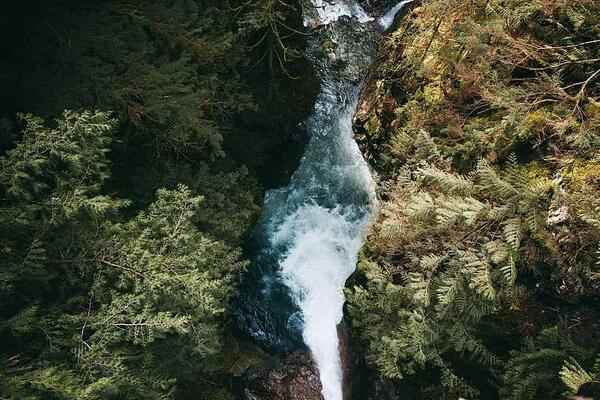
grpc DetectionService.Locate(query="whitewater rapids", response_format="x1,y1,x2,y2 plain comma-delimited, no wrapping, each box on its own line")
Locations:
239,1,412,399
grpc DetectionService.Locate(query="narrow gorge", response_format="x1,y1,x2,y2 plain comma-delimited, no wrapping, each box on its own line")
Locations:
3,1,599,399
239,2,411,399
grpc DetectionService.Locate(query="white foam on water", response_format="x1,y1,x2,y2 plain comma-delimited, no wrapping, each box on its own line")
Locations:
378,0,414,30
304,0,373,26
261,1,410,399
273,205,368,400
268,100,376,400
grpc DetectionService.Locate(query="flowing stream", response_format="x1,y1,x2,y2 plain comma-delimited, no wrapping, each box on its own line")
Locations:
238,2,410,399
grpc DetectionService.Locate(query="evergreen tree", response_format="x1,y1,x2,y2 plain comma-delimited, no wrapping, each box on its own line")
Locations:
0,113,249,399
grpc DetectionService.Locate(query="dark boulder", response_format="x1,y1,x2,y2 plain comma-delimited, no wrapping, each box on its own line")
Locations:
243,352,324,400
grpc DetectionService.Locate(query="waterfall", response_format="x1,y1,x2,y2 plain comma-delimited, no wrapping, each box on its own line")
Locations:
262,2,377,399
238,1,411,399
378,0,414,30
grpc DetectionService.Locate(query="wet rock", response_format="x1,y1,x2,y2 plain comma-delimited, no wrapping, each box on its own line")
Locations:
547,205,569,226
337,320,353,400
243,352,324,400
358,0,397,15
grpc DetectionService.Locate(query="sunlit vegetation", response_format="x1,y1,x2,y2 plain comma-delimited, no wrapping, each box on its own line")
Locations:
349,0,600,398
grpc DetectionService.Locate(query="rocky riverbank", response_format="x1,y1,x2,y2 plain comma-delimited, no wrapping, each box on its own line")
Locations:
243,352,323,400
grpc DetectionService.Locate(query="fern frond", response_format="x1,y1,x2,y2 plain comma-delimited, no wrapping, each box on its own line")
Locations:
526,209,538,232
378,220,405,244
22,239,47,272
528,177,554,199
389,130,413,159
440,365,481,398
419,254,445,273
503,217,522,252
484,240,510,265
500,255,518,288
461,252,496,301
406,192,435,221
450,323,500,367
505,154,530,191
461,295,496,323
560,357,595,394
488,204,512,221
411,254,446,307
414,129,442,161
436,273,459,307
436,196,487,227
416,165,474,195
477,159,519,200
408,272,430,307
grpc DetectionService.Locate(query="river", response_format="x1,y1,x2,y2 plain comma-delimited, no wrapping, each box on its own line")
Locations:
238,2,410,399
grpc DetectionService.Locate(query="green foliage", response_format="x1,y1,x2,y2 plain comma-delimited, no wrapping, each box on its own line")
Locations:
0,111,123,308
560,357,596,394
499,327,588,400
90,184,244,355
0,1,313,399
350,0,600,398
238,0,304,79
1,111,114,198
0,113,251,399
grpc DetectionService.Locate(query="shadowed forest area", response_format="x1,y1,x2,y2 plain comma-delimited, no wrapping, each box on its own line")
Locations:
0,0,317,398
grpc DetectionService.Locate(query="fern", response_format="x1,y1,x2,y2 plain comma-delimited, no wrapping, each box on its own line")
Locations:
406,191,436,221
389,129,413,159
440,365,480,398
436,272,459,307
484,240,510,265
408,272,431,306
526,208,537,232
502,347,567,400
504,154,530,191
500,255,518,288
527,177,554,200
477,159,520,201
436,195,487,227
460,294,497,323
488,204,512,222
461,252,496,301
449,322,500,367
416,164,474,195
503,217,522,253
21,239,46,273
420,253,446,273
346,1,600,398
414,130,442,162
560,357,595,394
